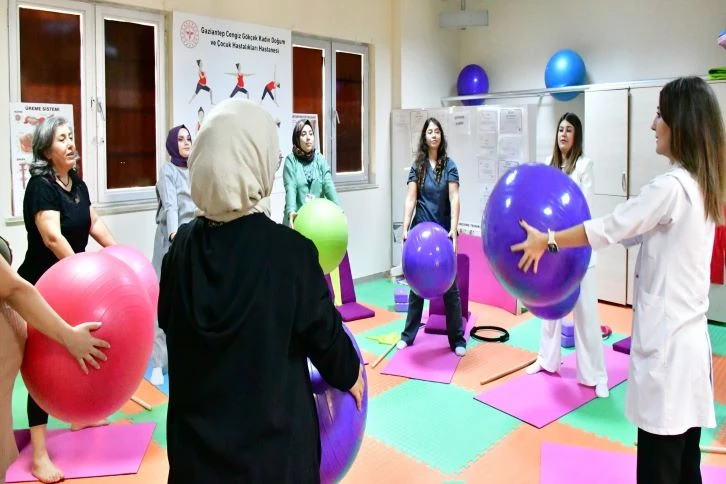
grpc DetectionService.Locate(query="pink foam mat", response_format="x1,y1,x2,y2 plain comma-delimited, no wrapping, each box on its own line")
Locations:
540,442,726,483
475,346,629,428
380,316,476,384
6,422,155,482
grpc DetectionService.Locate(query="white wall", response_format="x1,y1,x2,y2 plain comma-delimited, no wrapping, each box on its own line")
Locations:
458,0,726,91
4,0,724,283
453,0,726,162
394,0,461,109
0,0,394,280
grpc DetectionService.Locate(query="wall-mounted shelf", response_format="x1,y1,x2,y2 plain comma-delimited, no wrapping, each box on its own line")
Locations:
440,74,719,106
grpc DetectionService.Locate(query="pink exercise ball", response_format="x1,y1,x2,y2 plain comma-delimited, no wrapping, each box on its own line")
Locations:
21,252,155,424
102,244,159,313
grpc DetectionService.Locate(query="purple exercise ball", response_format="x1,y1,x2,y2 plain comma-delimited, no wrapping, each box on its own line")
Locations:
307,324,367,483
525,286,580,320
481,163,592,306
457,64,489,106
402,222,457,299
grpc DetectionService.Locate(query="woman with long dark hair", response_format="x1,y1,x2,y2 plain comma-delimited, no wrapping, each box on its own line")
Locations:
512,77,725,483
397,117,466,356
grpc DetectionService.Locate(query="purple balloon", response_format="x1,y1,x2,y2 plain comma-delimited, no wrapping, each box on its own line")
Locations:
402,222,457,299
525,286,580,320
482,163,592,306
307,324,367,484
457,64,489,106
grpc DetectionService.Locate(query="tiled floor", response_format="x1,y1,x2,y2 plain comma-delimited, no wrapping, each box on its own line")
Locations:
10,277,726,483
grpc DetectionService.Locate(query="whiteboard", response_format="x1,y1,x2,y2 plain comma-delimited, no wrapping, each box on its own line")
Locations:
390,103,539,266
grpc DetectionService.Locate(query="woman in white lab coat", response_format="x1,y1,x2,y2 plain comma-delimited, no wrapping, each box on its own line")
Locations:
526,112,609,399
511,76,724,484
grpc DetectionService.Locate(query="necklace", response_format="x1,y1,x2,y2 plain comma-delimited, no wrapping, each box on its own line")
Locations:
56,174,70,187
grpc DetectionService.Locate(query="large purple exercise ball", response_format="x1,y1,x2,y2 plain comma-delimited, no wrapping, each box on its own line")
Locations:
307,324,367,483
482,163,592,306
525,286,580,320
402,222,457,299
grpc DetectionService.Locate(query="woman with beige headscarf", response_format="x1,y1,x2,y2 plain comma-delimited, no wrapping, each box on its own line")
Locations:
158,99,365,483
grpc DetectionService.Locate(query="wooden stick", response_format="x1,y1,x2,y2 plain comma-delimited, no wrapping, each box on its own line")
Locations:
371,341,398,369
480,358,537,385
130,395,152,411
634,441,726,455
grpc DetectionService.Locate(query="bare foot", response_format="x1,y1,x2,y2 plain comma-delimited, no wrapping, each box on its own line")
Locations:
31,452,64,483
70,419,110,432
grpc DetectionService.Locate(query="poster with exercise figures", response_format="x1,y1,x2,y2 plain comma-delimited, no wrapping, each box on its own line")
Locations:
172,12,292,190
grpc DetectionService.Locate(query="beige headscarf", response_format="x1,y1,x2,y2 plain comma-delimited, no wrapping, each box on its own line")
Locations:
188,99,280,222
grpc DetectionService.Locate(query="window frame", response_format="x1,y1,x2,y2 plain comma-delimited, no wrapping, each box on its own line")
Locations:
94,5,166,204
8,0,166,206
292,34,370,186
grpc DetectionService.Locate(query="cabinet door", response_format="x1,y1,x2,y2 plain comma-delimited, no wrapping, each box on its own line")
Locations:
628,86,671,197
590,194,628,304
584,89,629,196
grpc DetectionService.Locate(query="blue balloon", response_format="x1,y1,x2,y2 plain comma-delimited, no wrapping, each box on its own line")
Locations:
457,64,489,106
544,49,586,101
482,163,592,306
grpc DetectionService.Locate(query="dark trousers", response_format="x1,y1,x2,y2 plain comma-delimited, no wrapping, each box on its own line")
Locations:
28,395,49,427
637,427,702,484
401,278,465,350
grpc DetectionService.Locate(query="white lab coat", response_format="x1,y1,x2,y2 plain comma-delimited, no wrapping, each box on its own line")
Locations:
536,156,607,386
584,166,716,435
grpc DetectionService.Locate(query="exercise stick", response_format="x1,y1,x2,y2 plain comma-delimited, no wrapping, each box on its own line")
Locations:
130,395,152,411
371,341,398,369
480,358,537,385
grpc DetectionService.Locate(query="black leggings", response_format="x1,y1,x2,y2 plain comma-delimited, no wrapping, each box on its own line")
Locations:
28,394,49,428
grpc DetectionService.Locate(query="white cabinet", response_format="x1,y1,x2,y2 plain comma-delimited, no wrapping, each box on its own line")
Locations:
584,89,629,303
584,89,629,197
626,85,666,306
624,80,726,307
628,86,671,197
589,194,628,304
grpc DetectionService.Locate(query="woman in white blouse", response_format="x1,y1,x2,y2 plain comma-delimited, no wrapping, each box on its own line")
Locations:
512,76,724,484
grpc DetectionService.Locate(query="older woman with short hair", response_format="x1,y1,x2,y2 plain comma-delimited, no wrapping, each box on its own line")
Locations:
17,116,116,483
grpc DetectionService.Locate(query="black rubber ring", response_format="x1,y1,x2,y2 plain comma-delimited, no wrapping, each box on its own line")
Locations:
469,325,510,343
